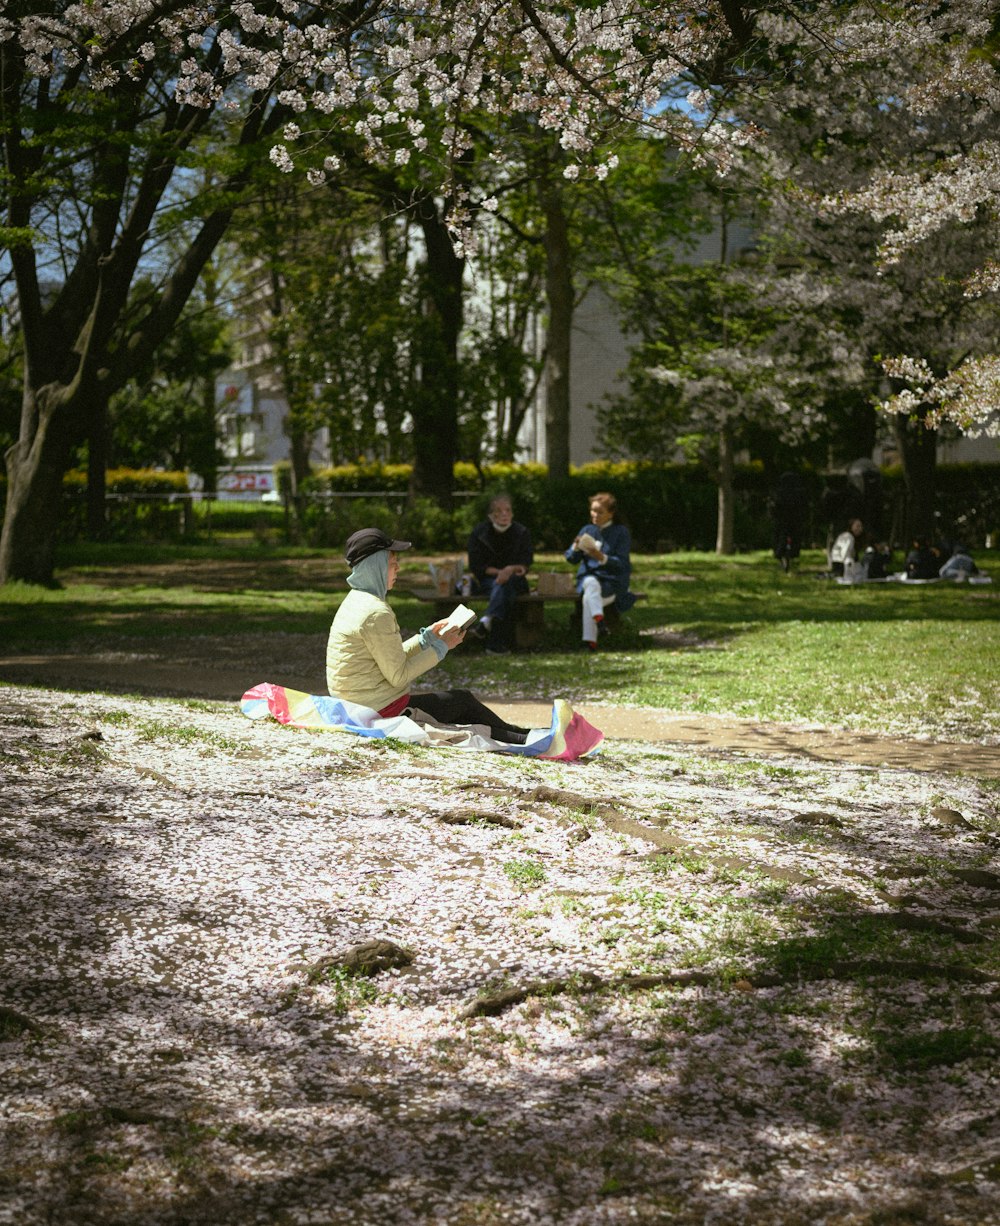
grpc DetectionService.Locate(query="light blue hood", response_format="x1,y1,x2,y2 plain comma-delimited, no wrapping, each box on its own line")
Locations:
346,550,389,599
345,549,447,660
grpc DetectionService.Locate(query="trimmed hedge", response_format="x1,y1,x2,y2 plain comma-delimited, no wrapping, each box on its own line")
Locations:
304,459,784,551
0,469,191,543
298,459,1000,551
63,469,191,541
3,461,998,551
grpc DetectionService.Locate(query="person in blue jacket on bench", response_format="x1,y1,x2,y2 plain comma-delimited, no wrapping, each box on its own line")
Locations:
565,491,636,650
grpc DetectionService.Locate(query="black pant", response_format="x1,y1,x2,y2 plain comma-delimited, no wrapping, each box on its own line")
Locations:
408,689,530,743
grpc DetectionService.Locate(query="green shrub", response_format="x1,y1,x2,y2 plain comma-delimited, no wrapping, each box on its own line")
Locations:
3,460,997,552
398,497,461,547
304,461,412,495
301,495,408,548
61,468,189,542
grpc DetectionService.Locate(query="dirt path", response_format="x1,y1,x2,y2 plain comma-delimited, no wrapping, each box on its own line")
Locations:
493,700,1000,777
3,646,998,777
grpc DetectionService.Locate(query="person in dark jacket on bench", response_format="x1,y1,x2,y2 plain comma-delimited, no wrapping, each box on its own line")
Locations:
466,493,534,655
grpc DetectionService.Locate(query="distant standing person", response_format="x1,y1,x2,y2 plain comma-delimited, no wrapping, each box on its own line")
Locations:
467,493,533,655
771,471,808,572
565,491,636,650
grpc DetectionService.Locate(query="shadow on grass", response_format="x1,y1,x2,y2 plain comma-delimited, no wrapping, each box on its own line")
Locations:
3,690,1000,1225
4,837,997,1225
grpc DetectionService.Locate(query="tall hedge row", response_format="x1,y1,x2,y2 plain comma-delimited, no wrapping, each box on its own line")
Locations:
301,460,772,551
301,460,1000,551
2,461,998,551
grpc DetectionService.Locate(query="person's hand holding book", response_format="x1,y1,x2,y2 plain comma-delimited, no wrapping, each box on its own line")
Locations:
579,535,603,559
430,602,477,649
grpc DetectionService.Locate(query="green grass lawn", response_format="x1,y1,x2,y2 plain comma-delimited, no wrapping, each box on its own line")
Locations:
1,543,997,741
443,549,1000,742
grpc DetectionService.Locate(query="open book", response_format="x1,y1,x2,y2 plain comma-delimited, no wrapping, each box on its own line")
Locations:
439,602,478,633
577,528,603,557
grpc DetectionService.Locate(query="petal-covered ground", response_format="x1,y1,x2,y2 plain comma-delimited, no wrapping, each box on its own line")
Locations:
1,686,998,1225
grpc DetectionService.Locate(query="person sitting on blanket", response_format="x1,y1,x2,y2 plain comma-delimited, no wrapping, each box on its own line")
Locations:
326,527,532,744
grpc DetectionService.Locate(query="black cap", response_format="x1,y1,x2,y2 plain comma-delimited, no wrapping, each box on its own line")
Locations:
344,527,412,566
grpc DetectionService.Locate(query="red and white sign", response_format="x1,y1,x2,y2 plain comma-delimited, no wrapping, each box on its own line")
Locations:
216,468,275,500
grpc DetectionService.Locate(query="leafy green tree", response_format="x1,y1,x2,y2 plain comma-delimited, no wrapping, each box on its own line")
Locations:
457,183,546,465
590,145,846,553
235,142,552,479
0,34,288,582
107,288,231,477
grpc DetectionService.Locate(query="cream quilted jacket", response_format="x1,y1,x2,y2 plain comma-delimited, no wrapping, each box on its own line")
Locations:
325,589,440,712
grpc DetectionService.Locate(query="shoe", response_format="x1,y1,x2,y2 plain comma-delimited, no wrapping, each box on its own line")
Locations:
583,640,597,651
485,646,511,655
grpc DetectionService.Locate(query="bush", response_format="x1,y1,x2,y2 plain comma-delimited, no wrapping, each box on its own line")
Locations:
883,462,1000,547
4,460,997,552
398,497,461,547
302,457,728,550
61,468,189,542
301,495,408,548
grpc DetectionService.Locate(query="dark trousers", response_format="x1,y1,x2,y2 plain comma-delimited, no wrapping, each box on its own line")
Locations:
408,689,530,743
475,574,528,650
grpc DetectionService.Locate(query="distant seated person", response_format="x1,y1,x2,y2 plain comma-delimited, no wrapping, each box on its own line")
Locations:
326,527,531,743
565,491,636,651
829,518,866,576
904,535,942,580
860,542,892,580
939,542,979,580
466,493,533,655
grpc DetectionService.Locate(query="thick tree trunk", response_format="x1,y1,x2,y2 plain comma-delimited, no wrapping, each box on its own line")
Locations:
1,390,74,585
289,425,313,491
894,410,937,544
542,183,572,482
86,402,108,539
715,422,735,555
409,199,464,507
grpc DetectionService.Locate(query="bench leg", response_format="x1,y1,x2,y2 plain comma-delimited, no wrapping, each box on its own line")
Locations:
513,600,546,649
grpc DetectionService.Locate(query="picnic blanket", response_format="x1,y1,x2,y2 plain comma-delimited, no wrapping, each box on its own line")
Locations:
835,572,993,586
241,683,604,761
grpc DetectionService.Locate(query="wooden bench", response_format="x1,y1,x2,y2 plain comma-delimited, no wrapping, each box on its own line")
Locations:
412,586,645,650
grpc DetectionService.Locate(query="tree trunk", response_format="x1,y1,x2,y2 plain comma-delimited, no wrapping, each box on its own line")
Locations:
409,199,465,507
0,41,282,586
201,375,218,496
715,422,735,555
0,389,74,585
289,425,313,492
894,410,937,544
542,180,572,482
86,402,108,539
